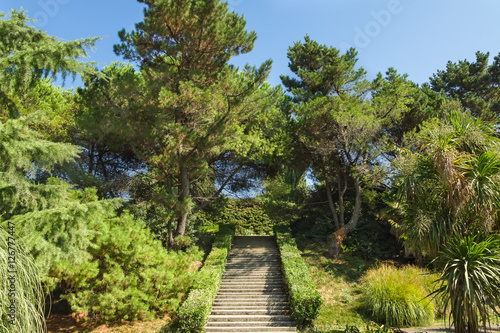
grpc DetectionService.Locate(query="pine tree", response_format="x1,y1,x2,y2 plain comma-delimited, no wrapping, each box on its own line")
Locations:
111,0,284,244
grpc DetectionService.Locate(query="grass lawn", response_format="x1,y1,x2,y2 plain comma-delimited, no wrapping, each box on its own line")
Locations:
297,241,376,333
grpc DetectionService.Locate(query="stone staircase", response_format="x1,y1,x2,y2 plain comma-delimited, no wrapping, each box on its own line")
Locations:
205,236,297,333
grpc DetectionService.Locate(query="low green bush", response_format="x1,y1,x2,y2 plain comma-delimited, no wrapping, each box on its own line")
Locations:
275,226,322,327
60,212,203,321
176,224,234,332
195,197,274,235
359,263,437,327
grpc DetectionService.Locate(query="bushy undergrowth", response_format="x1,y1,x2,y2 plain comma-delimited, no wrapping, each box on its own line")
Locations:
359,264,437,327
195,197,274,235
61,212,203,321
275,226,322,327
176,224,234,332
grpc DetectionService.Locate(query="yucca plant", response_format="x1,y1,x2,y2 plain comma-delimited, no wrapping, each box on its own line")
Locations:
431,235,500,333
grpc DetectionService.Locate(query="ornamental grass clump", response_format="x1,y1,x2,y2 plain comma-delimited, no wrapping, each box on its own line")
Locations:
360,263,436,327
0,227,46,333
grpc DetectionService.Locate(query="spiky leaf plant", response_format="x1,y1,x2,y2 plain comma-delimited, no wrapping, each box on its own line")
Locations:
431,235,500,333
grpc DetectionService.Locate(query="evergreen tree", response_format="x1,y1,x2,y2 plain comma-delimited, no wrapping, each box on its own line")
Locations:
112,0,284,244
0,9,100,120
430,51,500,121
75,62,146,197
281,36,409,256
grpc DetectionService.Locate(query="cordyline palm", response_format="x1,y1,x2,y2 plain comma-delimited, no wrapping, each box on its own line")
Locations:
391,107,500,258
431,235,500,333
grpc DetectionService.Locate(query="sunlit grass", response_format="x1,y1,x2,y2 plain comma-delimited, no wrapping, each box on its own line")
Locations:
298,241,372,332
359,263,438,328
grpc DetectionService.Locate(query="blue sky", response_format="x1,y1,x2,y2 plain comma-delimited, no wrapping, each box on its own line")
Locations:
3,0,500,88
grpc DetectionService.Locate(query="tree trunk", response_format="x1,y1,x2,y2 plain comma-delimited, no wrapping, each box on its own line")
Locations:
328,176,363,257
337,166,347,226
166,177,175,250
175,164,190,237
322,162,340,230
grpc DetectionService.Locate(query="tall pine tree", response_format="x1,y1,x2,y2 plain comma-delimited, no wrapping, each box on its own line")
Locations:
113,0,283,244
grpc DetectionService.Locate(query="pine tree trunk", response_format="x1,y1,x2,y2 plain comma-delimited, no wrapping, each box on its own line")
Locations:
175,164,190,237
328,176,362,257
167,177,175,250
323,163,341,230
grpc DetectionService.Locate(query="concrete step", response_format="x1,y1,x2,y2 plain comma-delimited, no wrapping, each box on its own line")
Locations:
211,308,291,316
206,326,296,332
212,305,289,310
207,236,296,333
213,296,288,301
220,282,283,287
213,301,289,307
206,321,295,327
219,283,283,291
208,315,294,323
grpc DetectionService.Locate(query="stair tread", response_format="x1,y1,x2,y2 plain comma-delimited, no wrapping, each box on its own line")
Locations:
206,236,296,332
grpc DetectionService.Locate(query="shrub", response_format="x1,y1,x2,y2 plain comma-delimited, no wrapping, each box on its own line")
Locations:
195,197,274,235
359,263,437,327
431,235,500,333
60,212,203,321
275,226,322,327
177,224,235,332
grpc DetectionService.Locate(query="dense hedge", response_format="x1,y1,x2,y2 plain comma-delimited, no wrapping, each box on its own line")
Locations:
176,224,234,332
275,226,322,327
194,197,274,235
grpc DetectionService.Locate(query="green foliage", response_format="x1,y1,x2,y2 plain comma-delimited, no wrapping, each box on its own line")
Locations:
176,224,235,332
359,264,437,327
275,226,322,327
0,119,80,218
341,219,402,261
389,106,500,259
431,235,500,333
1,117,202,322
0,227,46,333
195,197,275,235
0,9,100,119
345,322,401,333
60,212,203,321
111,0,285,241
430,51,500,121
75,62,145,197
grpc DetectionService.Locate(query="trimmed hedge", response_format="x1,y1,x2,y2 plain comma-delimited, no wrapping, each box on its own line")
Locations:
176,224,234,332
195,197,274,235
275,226,322,327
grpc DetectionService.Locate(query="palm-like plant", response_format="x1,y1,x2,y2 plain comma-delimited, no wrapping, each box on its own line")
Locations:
390,105,500,258
431,235,500,333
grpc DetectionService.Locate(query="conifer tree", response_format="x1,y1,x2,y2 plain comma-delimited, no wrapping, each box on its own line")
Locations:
113,0,284,243
0,9,100,120
430,51,500,121
281,37,411,256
